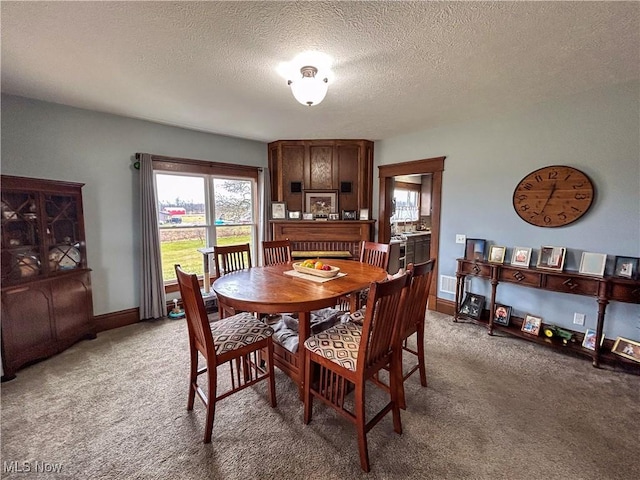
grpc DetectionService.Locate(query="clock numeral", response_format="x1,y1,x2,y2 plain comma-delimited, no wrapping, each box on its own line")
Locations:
520,204,530,212
544,215,551,224
558,212,567,220
534,174,543,182
522,183,533,191
548,171,558,179
516,194,527,202
572,182,584,189
571,206,582,213
564,173,572,181
575,193,589,200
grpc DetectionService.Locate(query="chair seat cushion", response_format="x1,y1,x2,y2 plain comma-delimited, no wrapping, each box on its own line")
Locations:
211,312,273,355
304,321,363,371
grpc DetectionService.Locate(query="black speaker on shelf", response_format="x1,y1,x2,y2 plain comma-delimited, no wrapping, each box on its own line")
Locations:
290,182,302,193
340,182,352,193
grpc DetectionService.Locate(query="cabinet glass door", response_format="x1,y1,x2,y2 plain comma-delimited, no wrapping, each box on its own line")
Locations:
1,192,42,281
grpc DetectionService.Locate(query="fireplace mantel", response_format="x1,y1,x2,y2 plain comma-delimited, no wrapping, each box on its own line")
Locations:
270,220,375,259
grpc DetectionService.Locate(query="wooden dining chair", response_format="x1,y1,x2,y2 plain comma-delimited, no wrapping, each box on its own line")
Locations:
340,240,391,311
303,272,410,472
375,258,436,409
213,243,252,278
262,239,292,266
175,264,277,443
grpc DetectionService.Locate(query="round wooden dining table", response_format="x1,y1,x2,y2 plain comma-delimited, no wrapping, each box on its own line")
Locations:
212,259,388,397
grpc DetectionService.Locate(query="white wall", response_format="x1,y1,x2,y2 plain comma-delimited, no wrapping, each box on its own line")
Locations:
1,94,267,315
375,81,640,340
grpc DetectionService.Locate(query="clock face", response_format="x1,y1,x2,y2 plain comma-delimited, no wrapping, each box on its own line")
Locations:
512,165,594,227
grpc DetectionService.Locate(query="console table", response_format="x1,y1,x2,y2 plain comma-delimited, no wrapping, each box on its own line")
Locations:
455,258,640,369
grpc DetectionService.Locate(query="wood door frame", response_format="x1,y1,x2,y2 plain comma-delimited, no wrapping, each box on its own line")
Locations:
378,156,445,311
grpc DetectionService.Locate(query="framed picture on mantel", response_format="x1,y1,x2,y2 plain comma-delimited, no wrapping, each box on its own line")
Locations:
304,190,338,216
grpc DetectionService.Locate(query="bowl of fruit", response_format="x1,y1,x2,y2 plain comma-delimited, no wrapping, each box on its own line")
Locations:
292,260,341,278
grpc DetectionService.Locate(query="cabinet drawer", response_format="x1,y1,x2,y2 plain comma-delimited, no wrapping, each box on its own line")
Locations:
458,261,491,277
499,266,542,287
608,280,640,304
543,275,600,296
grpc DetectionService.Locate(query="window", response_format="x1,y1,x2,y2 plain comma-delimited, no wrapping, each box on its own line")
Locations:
155,172,257,285
390,184,420,223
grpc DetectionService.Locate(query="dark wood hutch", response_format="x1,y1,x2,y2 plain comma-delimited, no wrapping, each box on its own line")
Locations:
1,175,95,380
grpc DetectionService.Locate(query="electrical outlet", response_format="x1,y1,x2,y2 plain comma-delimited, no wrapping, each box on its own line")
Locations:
456,234,466,244
573,313,585,326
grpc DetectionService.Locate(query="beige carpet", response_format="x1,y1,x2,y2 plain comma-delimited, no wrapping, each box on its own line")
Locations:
1,311,639,479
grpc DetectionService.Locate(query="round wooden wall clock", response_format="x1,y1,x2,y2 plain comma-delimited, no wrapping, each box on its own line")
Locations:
512,165,594,227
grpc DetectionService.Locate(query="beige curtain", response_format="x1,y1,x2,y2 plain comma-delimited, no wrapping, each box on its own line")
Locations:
139,153,166,319
258,168,272,265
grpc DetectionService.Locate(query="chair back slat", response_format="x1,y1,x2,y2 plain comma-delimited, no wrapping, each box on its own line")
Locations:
262,239,292,266
399,259,436,338
175,264,217,366
213,243,252,277
358,273,410,374
359,241,391,270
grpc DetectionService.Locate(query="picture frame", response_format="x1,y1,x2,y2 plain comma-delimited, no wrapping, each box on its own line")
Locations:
611,337,640,363
488,245,506,264
302,212,314,220
342,210,357,220
359,208,369,220
536,246,566,271
464,238,486,261
271,202,286,219
521,314,542,336
288,210,301,220
328,213,340,220
614,256,639,279
581,328,604,351
579,252,607,277
511,246,532,267
458,293,485,320
493,303,512,327
304,190,338,216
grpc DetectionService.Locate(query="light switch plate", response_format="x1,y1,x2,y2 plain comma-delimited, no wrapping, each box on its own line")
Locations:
573,313,585,325
456,234,466,244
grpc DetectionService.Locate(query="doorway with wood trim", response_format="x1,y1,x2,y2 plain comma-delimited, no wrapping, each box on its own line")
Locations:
378,156,445,311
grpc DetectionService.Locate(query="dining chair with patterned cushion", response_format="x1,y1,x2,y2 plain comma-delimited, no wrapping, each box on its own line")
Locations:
175,264,276,443
375,258,436,409
213,243,252,317
262,239,292,266
303,272,410,472
342,241,391,311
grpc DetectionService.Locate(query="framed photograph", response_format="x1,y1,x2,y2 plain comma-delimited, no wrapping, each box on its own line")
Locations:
328,213,340,220
493,304,512,327
579,252,607,277
464,238,486,261
488,245,506,264
581,328,604,351
359,208,369,220
458,293,485,320
614,256,639,279
271,202,286,219
342,210,357,220
537,246,566,271
611,337,640,363
521,314,542,336
288,210,301,220
302,212,313,220
511,246,532,267
304,190,338,216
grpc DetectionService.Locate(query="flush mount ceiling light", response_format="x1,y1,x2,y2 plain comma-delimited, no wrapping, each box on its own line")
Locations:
277,52,333,107
288,66,328,106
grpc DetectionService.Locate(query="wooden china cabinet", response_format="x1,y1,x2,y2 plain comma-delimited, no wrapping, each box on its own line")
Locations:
1,175,95,380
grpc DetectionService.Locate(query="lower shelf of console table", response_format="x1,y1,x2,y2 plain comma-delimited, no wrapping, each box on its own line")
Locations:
455,258,640,372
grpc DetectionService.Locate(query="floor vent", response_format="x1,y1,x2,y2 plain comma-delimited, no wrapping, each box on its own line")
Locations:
440,275,457,295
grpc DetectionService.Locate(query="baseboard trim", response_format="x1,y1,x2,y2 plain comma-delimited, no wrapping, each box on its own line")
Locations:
94,308,140,333
434,297,456,316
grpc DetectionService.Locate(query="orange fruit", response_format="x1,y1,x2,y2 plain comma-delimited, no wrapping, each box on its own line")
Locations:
315,261,324,269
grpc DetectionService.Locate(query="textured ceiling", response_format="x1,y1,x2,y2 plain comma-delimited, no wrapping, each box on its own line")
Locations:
2,1,638,142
